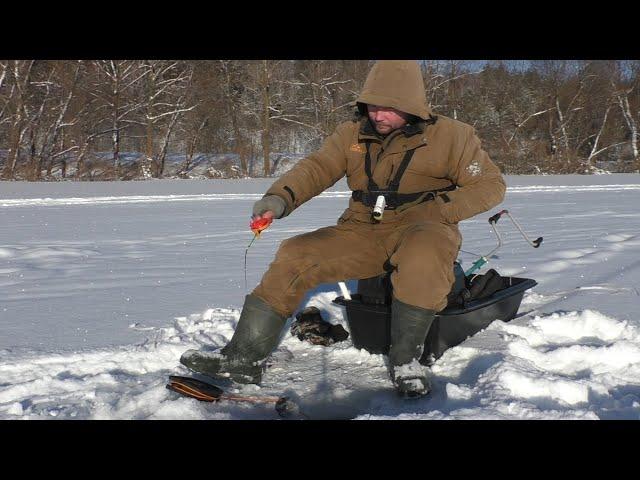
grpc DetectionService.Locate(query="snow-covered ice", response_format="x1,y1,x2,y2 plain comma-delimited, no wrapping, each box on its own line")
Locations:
1,174,639,419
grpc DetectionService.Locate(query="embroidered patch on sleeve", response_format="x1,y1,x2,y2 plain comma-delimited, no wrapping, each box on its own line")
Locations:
467,161,481,176
350,143,366,153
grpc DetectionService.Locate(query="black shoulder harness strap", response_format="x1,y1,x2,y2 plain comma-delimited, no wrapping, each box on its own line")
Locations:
388,148,418,192
364,141,418,190
356,141,456,210
364,140,379,192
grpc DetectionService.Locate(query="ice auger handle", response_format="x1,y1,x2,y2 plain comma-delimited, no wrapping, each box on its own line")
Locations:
465,210,542,275
490,209,543,249
488,209,508,224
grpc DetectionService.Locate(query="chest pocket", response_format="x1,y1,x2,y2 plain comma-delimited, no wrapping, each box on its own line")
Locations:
404,145,450,179
346,144,367,179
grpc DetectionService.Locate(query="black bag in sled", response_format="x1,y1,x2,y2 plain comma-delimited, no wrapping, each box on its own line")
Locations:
333,262,537,365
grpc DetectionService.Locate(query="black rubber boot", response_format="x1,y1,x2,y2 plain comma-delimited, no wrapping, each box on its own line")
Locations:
388,297,436,399
180,294,287,384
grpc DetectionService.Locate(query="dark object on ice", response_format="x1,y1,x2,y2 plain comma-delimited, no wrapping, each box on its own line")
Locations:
333,263,537,365
290,306,349,346
463,269,506,304
167,375,296,418
275,397,299,418
166,375,223,402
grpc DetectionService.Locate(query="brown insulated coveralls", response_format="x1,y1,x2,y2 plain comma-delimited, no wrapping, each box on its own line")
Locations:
253,60,506,316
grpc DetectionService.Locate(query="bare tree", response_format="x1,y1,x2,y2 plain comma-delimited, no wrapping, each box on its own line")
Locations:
281,60,355,150
2,60,36,179
611,62,640,170
137,60,196,178
421,60,484,117
235,60,287,177
218,60,251,175
0,60,10,126
616,89,639,164
25,64,57,180
178,114,209,177
26,61,84,180
260,60,273,176
584,102,628,169
88,60,149,178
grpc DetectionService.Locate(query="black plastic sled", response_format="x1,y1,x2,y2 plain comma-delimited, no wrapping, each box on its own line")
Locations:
333,263,537,365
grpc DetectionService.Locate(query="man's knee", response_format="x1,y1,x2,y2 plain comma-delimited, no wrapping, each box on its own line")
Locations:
393,226,457,265
390,225,459,311
274,233,323,262
391,269,454,311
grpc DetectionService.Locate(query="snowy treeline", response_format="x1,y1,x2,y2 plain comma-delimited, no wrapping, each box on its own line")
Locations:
0,60,639,181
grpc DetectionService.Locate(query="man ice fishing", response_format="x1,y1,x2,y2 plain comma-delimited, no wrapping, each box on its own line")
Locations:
180,60,506,398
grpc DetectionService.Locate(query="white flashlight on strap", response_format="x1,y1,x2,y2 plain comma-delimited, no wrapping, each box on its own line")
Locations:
372,194,386,221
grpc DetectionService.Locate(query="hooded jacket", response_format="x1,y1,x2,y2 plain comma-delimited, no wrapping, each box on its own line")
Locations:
265,60,506,226
356,59,431,120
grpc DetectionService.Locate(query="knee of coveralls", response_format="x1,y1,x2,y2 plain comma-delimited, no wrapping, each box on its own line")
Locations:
388,224,460,312
253,225,388,318
252,232,359,318
252,235,318,317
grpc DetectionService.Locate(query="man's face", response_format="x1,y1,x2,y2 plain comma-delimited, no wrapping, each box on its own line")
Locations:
367,105,410,135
